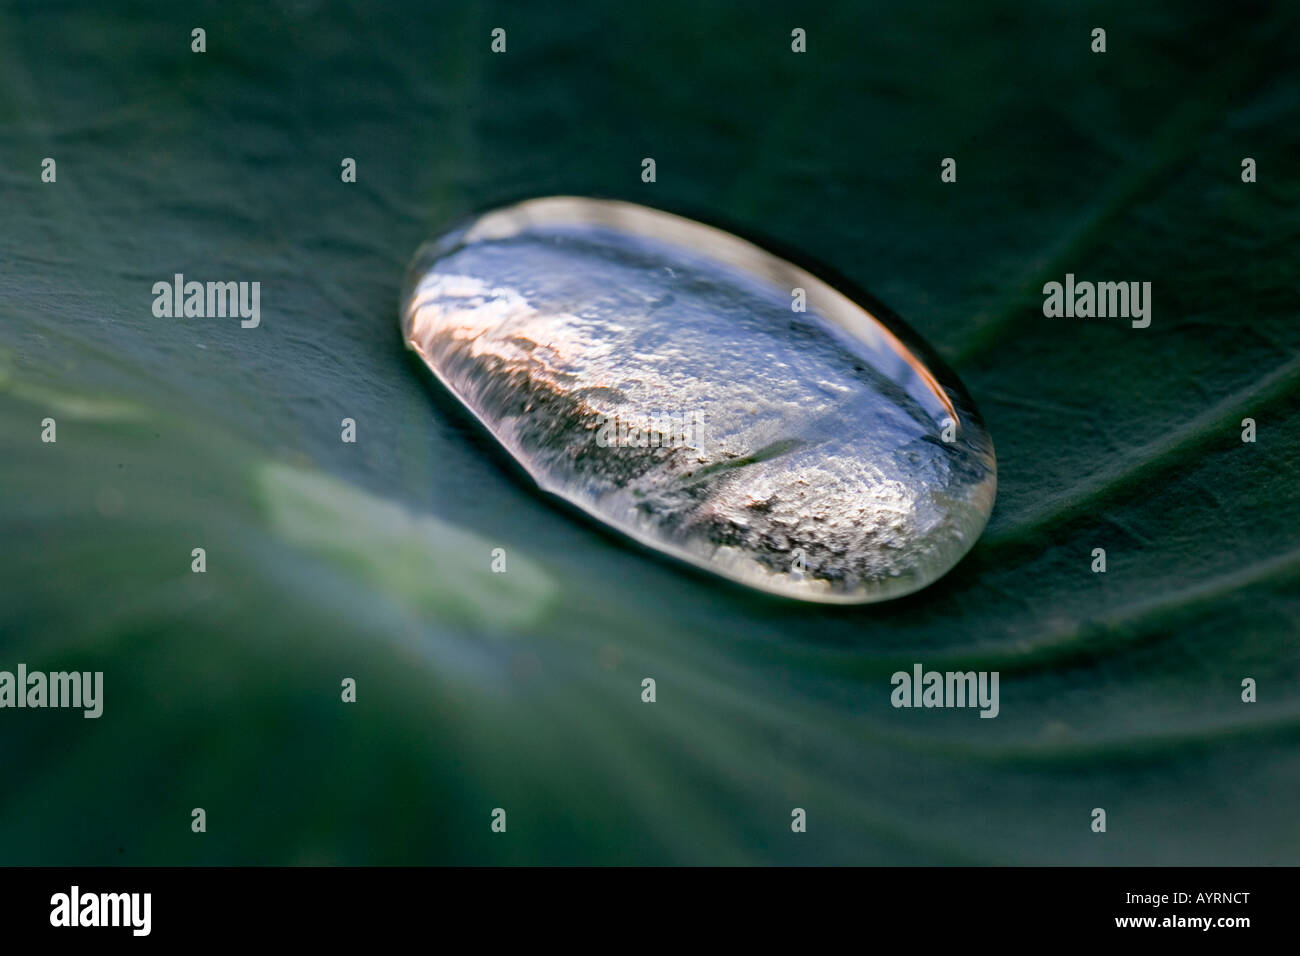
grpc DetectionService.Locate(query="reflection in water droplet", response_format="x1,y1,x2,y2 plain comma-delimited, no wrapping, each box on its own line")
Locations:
402,197,996,604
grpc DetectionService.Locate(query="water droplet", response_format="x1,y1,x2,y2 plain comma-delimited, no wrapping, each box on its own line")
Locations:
402,197,996,604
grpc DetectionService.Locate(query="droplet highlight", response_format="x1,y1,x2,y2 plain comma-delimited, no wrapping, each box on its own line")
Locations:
402,197,996,603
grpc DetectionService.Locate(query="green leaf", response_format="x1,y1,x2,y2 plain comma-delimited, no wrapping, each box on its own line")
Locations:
1,0,1297,864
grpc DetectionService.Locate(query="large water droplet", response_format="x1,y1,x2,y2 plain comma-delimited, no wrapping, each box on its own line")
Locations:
402,197,996,603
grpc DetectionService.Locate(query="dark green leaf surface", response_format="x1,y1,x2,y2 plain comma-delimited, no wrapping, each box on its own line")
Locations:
1,0,1297,864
